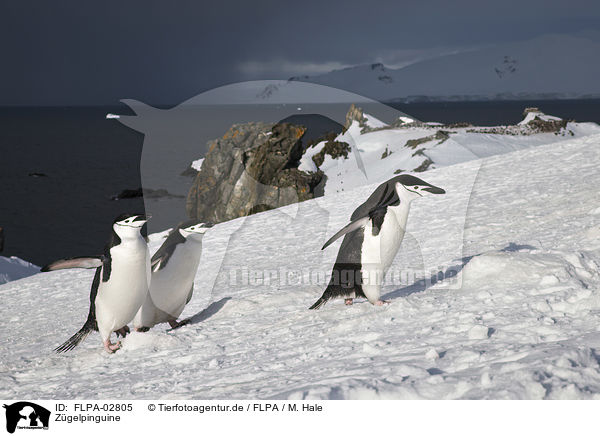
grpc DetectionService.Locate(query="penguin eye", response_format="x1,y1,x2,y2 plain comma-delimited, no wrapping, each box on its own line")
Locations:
413,186,419,189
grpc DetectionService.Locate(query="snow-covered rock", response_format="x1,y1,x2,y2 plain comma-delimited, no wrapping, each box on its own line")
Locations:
298,108,600,196
191,158,204,171
518,108,562,126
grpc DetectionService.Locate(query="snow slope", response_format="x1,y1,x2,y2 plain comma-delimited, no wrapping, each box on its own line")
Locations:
1,134,600,399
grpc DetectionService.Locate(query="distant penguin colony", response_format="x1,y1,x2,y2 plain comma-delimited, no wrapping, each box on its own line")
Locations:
309,175,445,309
41,174,445,354
42,214,151,353
134,220,213,331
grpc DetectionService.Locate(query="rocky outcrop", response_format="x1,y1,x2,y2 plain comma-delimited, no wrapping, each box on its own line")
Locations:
344,104,370,132
186,122,324,223
405,130,450,149
311,138,351,167
413,158,433,173
467,109,568,135
526,117,568,133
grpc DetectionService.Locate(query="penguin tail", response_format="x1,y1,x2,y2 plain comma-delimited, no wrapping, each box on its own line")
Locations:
309,296,329,310
54,320,94,353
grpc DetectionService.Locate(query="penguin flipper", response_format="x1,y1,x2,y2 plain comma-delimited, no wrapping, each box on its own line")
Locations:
322,216,370,250
151,258,162,273
42,257,103,272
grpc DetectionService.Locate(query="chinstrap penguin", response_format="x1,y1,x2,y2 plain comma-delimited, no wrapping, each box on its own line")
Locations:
310,175,445,309
42,213,151,353
133,220,213,331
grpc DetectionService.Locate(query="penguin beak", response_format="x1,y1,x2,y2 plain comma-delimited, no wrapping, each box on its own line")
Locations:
133,214,150,223
204,222,214,228
423,185,445,194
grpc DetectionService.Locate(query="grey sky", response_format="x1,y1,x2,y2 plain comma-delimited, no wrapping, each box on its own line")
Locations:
1,0,599,105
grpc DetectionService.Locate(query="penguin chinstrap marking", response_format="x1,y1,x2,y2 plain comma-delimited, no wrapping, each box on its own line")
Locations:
42,214,150,353
133,220,213,331
310,175,445,310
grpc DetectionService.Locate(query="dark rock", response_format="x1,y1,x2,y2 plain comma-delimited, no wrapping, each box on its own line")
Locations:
256,84,280,99
144,189,185,199
435,130,451,141
111,188,184,201
527,117,568,133
245,123,307,184
380,147,392,159
405,130,450,149
111,188,143,200
311,139,351,167
443,122,472,128
180,166,199,177
414,159,433,173
0,226,3,252
186,122,325,223
288,75,310,82
405,136,431,149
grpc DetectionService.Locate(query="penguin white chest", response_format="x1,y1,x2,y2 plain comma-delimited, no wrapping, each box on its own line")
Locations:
360,204,409,303
95,242,150,335
150,241,201,316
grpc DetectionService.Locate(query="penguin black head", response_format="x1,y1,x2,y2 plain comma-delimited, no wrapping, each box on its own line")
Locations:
112,214,149,239
113,213,149,228
177,220,214,239
393,175,445,201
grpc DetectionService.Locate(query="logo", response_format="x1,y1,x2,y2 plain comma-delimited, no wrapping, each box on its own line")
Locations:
3,402,50,434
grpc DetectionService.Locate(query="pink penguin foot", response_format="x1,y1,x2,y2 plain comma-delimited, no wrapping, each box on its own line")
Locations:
374,300,390,306
103,339,121,354
115,326,130,338
344,298,354,306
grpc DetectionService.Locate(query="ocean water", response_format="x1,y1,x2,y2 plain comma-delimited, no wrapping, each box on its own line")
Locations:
0,106,144,266
1,100,598,266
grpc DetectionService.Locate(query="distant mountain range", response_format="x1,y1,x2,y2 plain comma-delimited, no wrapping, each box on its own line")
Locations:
263,32,600,102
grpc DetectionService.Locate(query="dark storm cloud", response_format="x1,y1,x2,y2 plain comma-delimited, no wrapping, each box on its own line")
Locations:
1,0,598,105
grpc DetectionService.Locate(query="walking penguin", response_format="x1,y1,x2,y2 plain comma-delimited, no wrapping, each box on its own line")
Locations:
42,213,150,353
309,175,445,309
133,220,213,331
